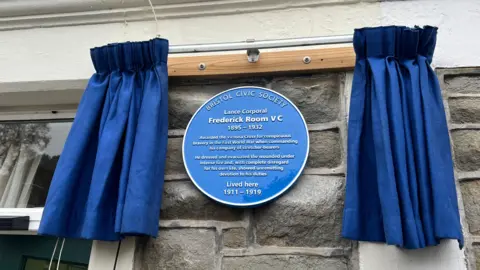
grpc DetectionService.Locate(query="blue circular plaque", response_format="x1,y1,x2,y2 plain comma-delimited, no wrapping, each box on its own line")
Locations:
183,86,309,207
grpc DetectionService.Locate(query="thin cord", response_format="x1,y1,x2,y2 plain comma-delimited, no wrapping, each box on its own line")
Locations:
56,238,66,270
48,237,59,270
147,0,160,37
113,240,122,270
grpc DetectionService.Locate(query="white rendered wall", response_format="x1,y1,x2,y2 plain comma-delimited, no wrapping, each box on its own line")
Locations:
0,0,479,83
0,1,476,269
360,240,465,270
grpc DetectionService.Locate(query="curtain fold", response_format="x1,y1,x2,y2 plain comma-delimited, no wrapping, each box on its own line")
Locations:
38,38,169,241
342,26,464,249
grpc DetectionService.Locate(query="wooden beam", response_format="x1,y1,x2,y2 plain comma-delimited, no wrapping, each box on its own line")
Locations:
167,46,355,77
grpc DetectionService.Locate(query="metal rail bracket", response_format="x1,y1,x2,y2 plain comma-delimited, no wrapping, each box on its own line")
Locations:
247,48,260,63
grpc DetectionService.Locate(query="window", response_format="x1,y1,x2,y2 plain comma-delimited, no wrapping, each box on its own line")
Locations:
0,119,73,231
0,120,93,270
0,81,138,270
0,121,72,209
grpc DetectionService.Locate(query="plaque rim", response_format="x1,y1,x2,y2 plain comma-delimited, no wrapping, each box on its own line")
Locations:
182,86,310,207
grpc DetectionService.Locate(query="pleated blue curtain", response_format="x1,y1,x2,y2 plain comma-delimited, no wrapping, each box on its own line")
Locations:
342,26,464,249
38,38,169,241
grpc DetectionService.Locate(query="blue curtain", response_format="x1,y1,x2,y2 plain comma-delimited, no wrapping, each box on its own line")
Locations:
38,39,169,241
342,26,464,249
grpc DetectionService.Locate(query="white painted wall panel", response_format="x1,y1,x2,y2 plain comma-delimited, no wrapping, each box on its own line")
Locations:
360,241,466,270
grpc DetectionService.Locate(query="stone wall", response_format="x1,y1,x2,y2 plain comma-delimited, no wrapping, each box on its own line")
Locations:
439,68,480,270
134,68,480,270
134,72,355,270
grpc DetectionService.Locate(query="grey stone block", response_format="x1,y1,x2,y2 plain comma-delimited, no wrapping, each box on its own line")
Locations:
270,74,341,124
222,228,247,248
460,179,480,234
254,175,347,247
168,73,342,129
140,229,216,270
474,245,480,270
452,130,480,171
307,129,342,169
222,255,347,270
160,181,243,221
444,75,480,94
168,78,267,129
165,137,185,175
449,98,480,123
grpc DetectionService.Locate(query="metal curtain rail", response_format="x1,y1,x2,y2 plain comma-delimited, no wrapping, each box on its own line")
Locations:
168,35,353,54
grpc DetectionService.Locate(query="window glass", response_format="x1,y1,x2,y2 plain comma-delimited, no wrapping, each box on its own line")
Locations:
24,257,88,270
0,121,73,208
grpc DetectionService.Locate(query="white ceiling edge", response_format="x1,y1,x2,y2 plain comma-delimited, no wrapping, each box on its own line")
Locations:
0,79,86,108
0,0,371,31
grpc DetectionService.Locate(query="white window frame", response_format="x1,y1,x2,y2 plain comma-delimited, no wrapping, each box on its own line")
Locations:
0,83,136,270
